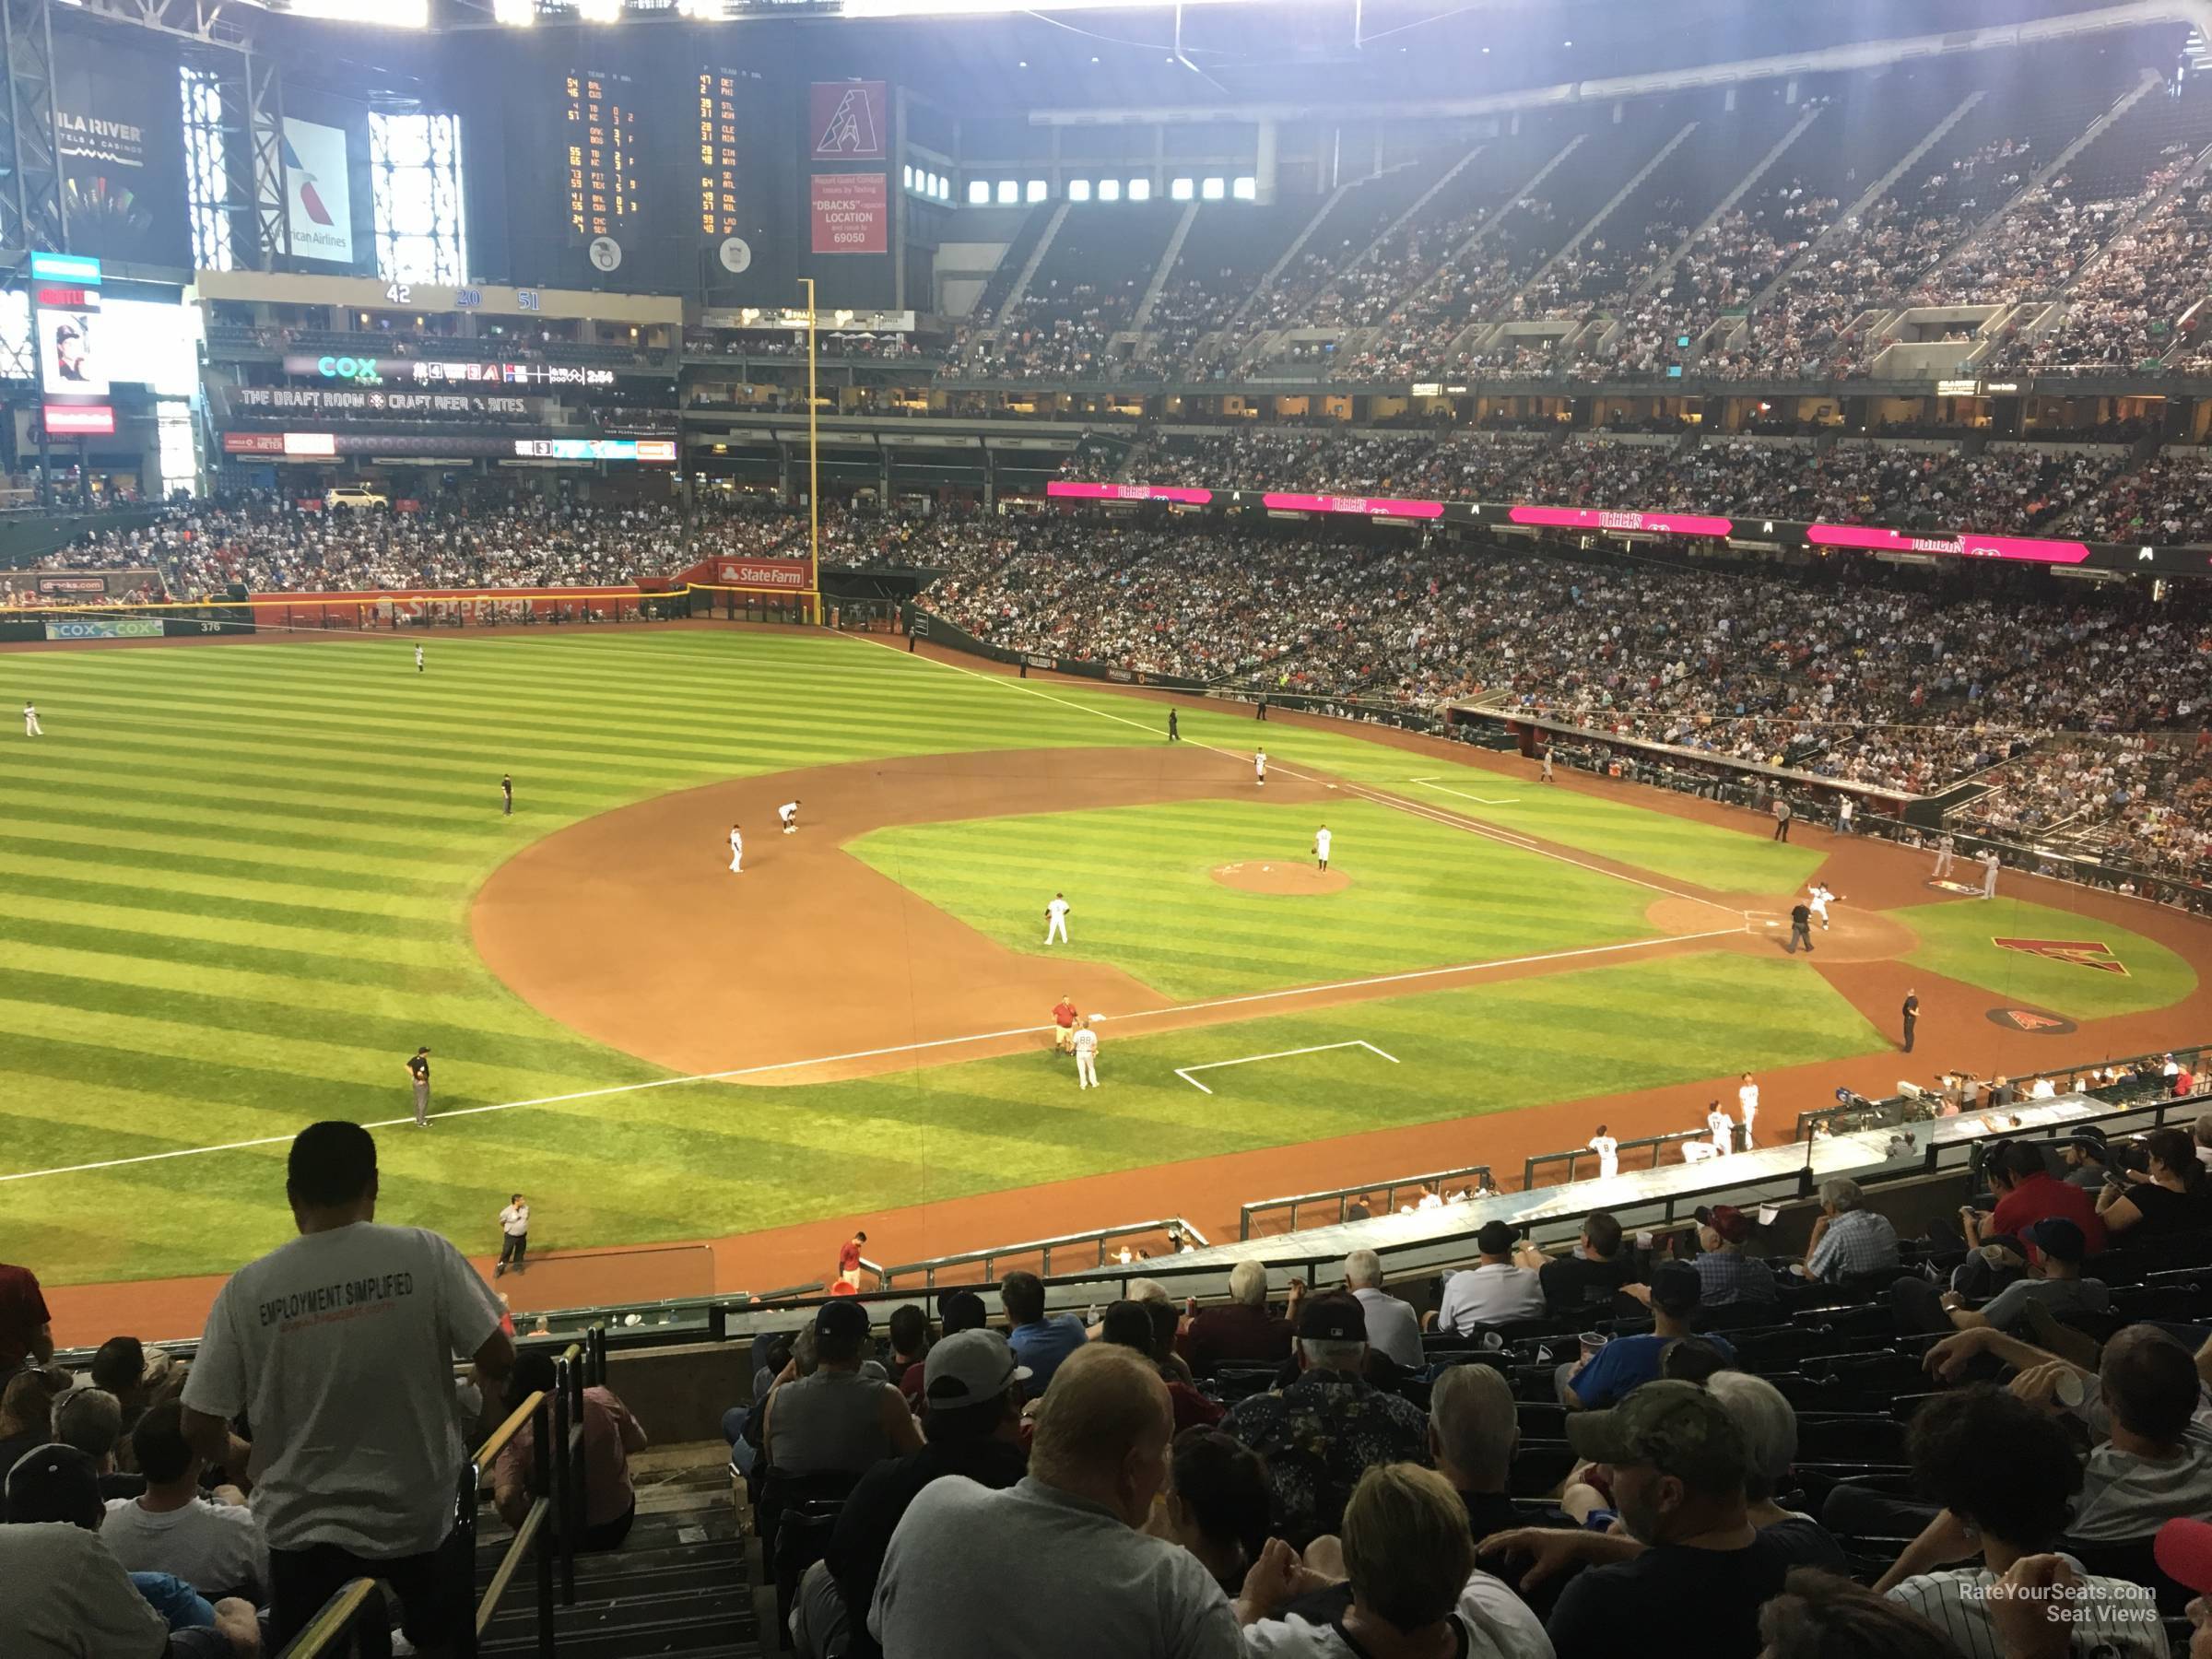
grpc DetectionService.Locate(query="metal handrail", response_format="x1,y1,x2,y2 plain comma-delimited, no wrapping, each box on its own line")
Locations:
276,1578,390,1659
876,1217,1210,1288
1241,1165,1496,1239
1524,1127,1715,1191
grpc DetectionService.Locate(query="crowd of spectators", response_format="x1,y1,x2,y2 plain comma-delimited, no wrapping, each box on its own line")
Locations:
957,276,1147,381
1995,177,2212,374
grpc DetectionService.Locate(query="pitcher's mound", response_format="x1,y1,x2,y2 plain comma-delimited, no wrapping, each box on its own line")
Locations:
1212,861,1351,895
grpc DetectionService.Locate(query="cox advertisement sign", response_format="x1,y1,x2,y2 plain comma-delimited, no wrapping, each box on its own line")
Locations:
285,352,384,385
44,618,163,640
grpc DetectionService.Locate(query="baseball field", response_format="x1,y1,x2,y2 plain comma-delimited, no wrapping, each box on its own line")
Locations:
2,623,2205,1303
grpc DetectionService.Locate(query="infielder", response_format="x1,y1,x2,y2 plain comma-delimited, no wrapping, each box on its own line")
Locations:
1933,833,1957,879
779,799,800,835
1807,883,1837,931
1314,825,1332,873
1588,1124,1619,1180
22,701,41,736
1706,1102,1735,1157
1980,850,2000,899
1737,1073,1759,1147
1072,1018,1100,1088
414,643,424,674
728,822,744,874
1045,891,1071,945
1254,747,1267,787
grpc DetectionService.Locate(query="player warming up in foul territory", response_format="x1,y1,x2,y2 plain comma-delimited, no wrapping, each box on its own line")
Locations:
727,822,744,875
1254,747,1267,787
1314,825,1332,873
1540,743,1553,782
1044,892,1071,945
779,800,800,835
1589,1124,1619,1180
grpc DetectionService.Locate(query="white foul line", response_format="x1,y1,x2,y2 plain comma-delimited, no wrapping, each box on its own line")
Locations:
0,929,1738,1186
1175,1038,1399,1095
1410,775,1520,806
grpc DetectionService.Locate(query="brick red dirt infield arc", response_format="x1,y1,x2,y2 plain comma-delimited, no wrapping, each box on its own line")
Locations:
39,643,2212,1345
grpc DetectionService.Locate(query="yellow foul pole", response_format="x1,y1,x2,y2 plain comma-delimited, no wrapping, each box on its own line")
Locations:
801,276,820,624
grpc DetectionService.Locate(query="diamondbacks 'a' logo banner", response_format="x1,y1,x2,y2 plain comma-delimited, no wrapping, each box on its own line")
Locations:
1993,937,2129,976
811,82,887,161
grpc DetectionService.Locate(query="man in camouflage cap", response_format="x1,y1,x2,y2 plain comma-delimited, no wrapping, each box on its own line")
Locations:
1541,1381,1802,1659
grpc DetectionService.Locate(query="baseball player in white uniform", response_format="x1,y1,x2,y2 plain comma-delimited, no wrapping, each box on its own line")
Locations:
1933,833,1957,879
1980,850,2000,899
1254,747,1267,787
1072,1019,1100,1088
414,643,424,674
1541,745,1554,782
1706,1103,1735,1157
779,800,800,835
1806,884,1836,931
1588,1125,1619,1180
1314,826,1332,873
1737,1074,1759,1148
22,701,41,736
1044,892,1071,945
727,822,744,874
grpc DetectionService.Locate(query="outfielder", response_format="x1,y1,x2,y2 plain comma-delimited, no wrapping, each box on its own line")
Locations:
779,800,800,835
414,643,424,674
1314,825,1332,873
22,701,41,736
1933,833,1957,879
1045,891,1071,945
1072,1018,1100,1088
728,822,744,874
1254,747,1267,787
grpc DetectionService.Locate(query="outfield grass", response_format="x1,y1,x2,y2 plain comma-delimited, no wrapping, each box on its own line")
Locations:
0,630,1944,1285
846,796,1664,999
1898,896,2196,1021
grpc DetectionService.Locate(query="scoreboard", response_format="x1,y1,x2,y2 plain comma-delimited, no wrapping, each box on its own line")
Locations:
697,70,741,239
563,69,640,241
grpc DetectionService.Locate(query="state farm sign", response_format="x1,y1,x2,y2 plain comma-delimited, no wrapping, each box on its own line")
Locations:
715,558,810,590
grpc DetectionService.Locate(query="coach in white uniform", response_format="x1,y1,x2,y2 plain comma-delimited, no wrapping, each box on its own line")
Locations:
1314,825,1332,873
1044,892,1070,945
1980,851,2000,898
1933,834,1957,879
1072,1021,1099,1088
779,800,800,835
728,823,744,874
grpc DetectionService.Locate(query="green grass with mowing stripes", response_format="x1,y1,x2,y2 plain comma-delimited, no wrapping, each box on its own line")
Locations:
1898,896,2196,1021
847,796,1666,999
0,630,1927,1287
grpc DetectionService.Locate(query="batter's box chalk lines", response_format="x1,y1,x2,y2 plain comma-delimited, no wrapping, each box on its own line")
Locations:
1175,1039,1400,1096
1409,775,1521,806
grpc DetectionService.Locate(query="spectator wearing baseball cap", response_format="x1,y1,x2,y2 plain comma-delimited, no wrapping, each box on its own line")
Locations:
898,1289,989,1413
1542,1381,1801,1659
1562,1263,1735,1411
797,1329,1030,1659
1691,1206,1778,1307
2155,1517,2212,1659
1434,1221,1546,1335
2061,1124,2113,1189
1,1441,255,1654
764,1300,922,1480
1937,1217,2111,1335
1222,1292,1430,1549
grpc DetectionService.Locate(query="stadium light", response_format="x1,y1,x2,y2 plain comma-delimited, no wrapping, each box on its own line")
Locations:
492,0,535,20
577,0,620,19
842,0,1277,14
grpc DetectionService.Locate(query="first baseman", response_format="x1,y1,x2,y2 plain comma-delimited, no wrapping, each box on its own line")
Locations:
1314,825,1332,873
1045,892,1070,945
779,799,800,835
728,822,745,874
22,701,41,736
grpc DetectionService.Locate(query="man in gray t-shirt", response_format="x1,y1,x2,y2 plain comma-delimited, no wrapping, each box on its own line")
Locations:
1947,1218,2109,1335
872,1344,1257,1658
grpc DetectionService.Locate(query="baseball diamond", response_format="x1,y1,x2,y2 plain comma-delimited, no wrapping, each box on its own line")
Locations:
2,621,2207,1335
